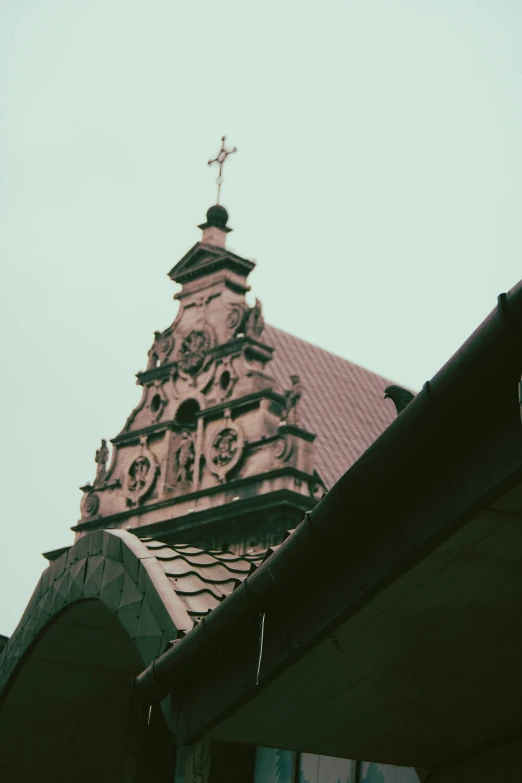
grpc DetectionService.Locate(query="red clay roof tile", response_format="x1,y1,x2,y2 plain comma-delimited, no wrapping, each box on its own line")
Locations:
264,324,399,489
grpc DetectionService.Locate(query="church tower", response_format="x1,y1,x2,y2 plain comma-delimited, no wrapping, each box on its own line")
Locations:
75,203,323,553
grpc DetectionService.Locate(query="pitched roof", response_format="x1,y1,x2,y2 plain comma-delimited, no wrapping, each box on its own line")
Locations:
264,324,399,489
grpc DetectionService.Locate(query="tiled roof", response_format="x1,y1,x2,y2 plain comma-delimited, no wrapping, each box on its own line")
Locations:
264,324,399,489
140,538,265,624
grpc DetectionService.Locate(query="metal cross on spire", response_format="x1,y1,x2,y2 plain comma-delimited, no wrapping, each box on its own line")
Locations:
208,136,237,205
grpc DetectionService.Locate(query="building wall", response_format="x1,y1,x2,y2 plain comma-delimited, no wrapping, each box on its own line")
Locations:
174,744,425,783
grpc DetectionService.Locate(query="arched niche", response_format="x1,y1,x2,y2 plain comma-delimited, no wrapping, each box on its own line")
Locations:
175,397,201,429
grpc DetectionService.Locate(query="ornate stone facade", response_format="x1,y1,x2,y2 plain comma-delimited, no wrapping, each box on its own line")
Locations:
76,206,324,552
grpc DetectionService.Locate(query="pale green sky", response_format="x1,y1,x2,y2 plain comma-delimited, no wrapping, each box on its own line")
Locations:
1,0,521,634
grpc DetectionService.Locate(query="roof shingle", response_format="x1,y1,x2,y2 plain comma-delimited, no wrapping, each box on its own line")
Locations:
264,324,399,488
140,539,265,622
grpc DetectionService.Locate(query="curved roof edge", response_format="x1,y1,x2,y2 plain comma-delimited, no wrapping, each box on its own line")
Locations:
0,529,193,700
0,528,265,707
135,279,522,706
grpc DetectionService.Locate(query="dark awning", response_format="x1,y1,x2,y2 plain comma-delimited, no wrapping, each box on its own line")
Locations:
136,280,522,769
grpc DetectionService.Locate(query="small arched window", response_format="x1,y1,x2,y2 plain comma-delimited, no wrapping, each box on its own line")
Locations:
175,398,200,428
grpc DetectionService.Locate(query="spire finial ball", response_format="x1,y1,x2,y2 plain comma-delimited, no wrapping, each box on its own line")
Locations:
206,204,229,228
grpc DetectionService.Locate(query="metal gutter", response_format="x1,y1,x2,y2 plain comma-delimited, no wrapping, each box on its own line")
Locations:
135,280,522,703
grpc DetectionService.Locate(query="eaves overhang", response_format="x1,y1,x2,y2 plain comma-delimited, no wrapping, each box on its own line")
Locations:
129,487,317,545
134,281,522,768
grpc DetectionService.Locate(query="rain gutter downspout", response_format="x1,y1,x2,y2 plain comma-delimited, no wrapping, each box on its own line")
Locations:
135,280,522,703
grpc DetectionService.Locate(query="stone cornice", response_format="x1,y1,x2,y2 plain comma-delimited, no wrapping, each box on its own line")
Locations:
174,273,251,300
201,388,286,420
132,489,317,543
135,335,275,386
168,242,255,286
277,423,317,443
71,467,318,532
111,389,287,445
111,420,181,445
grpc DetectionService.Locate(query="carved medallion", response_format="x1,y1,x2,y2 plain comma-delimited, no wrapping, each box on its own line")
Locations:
128,457,150,491
124,443,159,505
179,329,212,375
205,422,245,482
212,428,238,467
81,491,100,518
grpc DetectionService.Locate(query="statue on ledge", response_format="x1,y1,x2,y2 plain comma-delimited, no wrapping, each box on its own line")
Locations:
283,375,303,426
146,331,162,370
175,431,195,484
94,439,109,485
243,298,264,339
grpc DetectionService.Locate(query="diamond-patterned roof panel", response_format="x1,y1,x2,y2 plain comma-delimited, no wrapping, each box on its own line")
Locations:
264,324,402,489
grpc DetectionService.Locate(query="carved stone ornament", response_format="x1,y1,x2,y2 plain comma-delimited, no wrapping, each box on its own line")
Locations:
226,305,243,331
157,333,174,363
179,329,212,375
205,422,245,482
283,374,303,426
94,439,109,485
123,441,159,506
174,430,195,484
81,491,100,518
244,298,264,338
274,436,293,461
146,331,162,371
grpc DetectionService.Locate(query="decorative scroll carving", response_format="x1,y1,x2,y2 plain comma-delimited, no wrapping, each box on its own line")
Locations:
157,332,174,363
226,305,243,331
146,331,174,370
81,491,100,518
179,329,212,375
123,406,139,433
274,436,292,461
94,439,109,485
175,431,195,484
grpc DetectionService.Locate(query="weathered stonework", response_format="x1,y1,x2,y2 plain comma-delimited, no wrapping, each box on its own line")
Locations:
76,206,324,552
